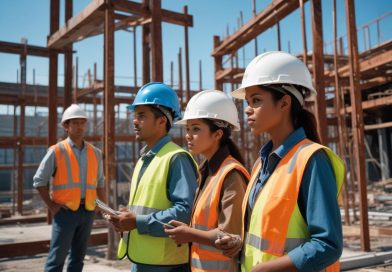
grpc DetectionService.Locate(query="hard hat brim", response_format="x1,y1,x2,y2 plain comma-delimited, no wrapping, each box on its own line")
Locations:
175,117,240,131
61,115,88,125
231,83,317,101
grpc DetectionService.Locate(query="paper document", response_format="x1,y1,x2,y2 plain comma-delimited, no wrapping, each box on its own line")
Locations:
95,199,120,215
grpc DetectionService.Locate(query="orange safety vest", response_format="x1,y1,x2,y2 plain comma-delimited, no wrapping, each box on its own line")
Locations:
241,139,344,272
191,156,250,272
51,139,100,211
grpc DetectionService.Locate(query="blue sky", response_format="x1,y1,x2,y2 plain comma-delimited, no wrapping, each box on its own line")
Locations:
0,0,391,92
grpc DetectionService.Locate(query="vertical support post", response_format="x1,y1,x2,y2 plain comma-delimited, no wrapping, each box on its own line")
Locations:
48,0,59,224
74,57,79,102
345,0,370,251
178,48,183,109
252,0,258,56
133,26,138,88
333,0,350,225
276,21,281,51
199,60,202,92
300,0,308,65
213,36,223,91
376,20,381,46
311,0,327,144
377,119,390,180
12,105,17,214
183,5,190,103
150,0,163,82
104,0,117,259
170,61,174,87
17,39,27,215
142,0,150,85
64,0,73,110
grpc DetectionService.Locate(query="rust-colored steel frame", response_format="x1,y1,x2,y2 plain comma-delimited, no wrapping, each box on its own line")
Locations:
0,0,196,258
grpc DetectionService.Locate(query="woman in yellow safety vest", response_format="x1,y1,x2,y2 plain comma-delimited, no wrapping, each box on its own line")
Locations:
165,90,250,272
215,51,345,272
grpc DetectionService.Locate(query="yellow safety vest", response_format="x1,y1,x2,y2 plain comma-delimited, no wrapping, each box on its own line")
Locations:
117,141,198,265
51,139,99,211
191,156,250,272
241,139,344,272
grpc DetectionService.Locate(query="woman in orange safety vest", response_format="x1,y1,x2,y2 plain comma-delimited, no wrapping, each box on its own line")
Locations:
215,52,345,272
165,90,250,272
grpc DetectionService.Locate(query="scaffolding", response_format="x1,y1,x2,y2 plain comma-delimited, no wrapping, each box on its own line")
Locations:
0,0,391,259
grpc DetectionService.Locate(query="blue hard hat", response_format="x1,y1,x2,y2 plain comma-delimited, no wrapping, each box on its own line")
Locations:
128,82,181,120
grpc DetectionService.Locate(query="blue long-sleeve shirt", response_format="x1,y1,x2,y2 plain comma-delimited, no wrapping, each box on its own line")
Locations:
131,135,198,272
248,128,343,272
33,137,105,197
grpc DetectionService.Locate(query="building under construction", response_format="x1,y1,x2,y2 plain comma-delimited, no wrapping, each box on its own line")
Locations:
0,0,391,270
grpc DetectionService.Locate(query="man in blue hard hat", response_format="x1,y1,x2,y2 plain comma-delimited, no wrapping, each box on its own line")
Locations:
108,82,198,272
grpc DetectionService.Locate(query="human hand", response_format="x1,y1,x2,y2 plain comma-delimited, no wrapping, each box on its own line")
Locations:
164,220,191,244
49,202,62,216
107,211,136,232
251,263,273,272
215,231,242,258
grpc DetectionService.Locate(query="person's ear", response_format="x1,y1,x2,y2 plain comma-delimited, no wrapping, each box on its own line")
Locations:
213,129,223,142
158,115,167,129
280,94,292,112
62,123,69,132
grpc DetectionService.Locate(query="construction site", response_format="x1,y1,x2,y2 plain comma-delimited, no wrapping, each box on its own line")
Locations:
0,0,391,271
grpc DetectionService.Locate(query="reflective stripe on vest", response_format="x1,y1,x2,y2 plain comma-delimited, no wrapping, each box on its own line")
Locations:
117,141,197,265
241,139,345,272
191,156,250,272
51,139,99,211
191,258,232,271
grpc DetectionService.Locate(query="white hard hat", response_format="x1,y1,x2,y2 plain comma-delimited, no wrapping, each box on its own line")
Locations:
232,51,316,106
61,104,88,124
175,90,240,131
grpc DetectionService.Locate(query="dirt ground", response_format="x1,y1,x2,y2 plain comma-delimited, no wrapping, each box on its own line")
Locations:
0,245,130,272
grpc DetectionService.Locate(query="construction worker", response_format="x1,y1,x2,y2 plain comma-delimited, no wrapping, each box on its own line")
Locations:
33,103,105,272
164,90,250,271
108,82,198,272
215,51,345,272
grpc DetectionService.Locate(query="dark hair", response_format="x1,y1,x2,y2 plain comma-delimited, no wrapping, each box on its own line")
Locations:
201,119,245,165
263,85,321,143
148,105,172,132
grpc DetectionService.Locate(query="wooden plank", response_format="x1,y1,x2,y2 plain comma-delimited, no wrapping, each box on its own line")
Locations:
48,0,193,49
341,95,392,114
212,0,304,57
47,0,106,48
215,68,245,81
365,121,392,131
327,47,392,78
113,0,193,27
0,41,64,57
